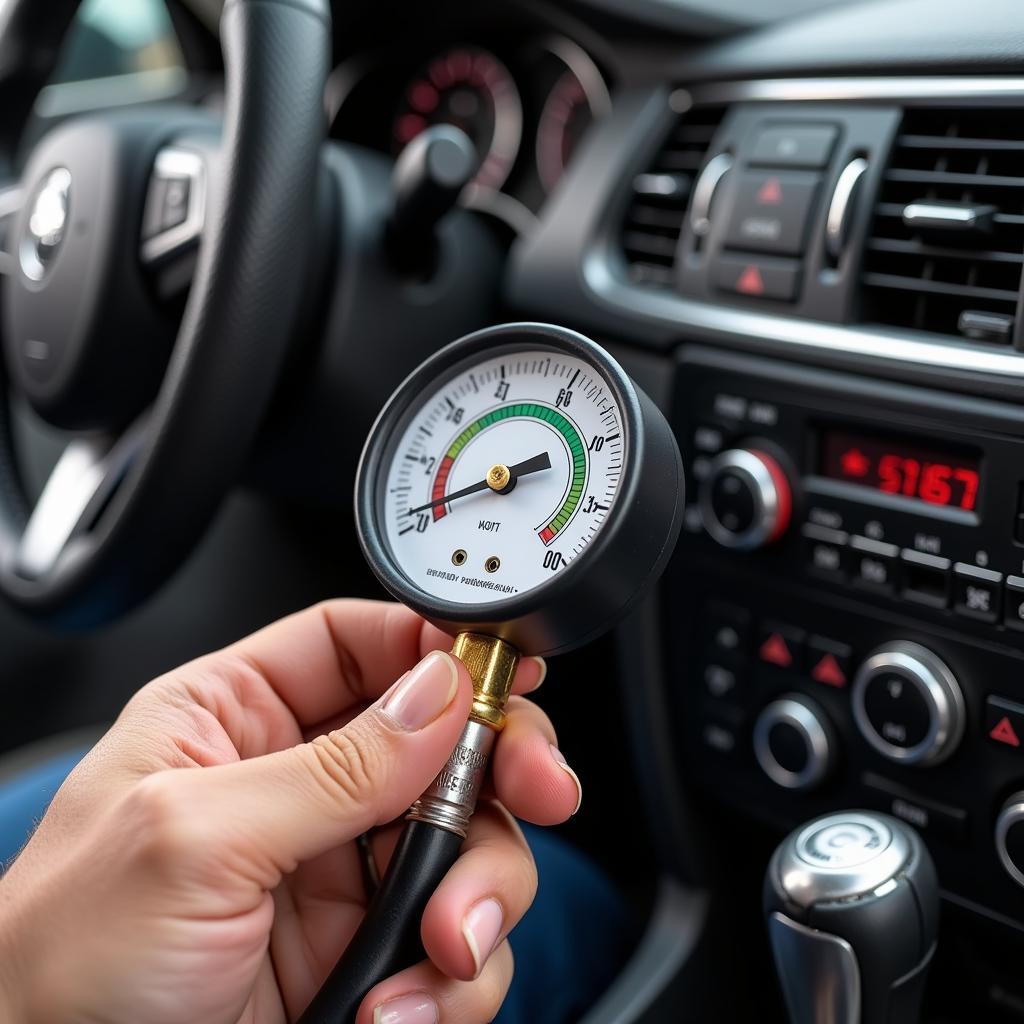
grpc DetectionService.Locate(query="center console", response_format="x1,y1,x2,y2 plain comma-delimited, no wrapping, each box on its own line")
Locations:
668,345,1024,925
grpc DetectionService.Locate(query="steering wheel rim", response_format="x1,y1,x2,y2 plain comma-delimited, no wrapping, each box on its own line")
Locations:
0,0,330,626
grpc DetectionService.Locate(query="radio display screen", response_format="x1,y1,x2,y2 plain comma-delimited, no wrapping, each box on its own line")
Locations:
819,429,980,512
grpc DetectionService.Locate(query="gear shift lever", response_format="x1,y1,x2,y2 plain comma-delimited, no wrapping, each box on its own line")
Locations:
764,811,938,1024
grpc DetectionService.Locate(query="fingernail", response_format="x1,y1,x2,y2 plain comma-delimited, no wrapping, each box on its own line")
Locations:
528,656,547,688
462,897,504,977
550,744,583,815
381,652,459,731
373,991,438,1024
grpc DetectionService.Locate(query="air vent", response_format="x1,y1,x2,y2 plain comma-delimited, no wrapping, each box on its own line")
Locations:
620,104,727,287
861,108,1024,344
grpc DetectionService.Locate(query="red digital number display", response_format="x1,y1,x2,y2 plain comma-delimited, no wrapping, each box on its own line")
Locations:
819,430,980,512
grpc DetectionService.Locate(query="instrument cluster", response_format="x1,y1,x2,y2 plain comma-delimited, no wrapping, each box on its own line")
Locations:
327,33,611,225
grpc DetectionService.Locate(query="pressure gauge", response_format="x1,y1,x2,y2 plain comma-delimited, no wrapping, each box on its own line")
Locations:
355,322,683,656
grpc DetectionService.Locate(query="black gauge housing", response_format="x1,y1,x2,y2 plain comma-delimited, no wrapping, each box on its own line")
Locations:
354,322,683,656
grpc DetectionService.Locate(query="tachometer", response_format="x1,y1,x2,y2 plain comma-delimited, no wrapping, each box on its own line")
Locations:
393,47,522,192
536,42,611,194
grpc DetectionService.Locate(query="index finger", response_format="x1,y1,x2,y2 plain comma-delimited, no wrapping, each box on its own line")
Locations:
224,599,545,730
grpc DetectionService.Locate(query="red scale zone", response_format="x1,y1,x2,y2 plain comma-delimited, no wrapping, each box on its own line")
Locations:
539,526,556,544
431,456,455,521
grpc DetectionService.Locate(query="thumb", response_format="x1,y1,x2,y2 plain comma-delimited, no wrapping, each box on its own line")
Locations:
144,650,472,886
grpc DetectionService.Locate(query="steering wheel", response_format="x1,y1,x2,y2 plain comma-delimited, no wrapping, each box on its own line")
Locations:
0,0,330,626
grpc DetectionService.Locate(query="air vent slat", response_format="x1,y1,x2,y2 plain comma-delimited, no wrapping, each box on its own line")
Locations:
866,238,1024,265
618,103,727,287
861,107,1024,345
898,135,1024,152
885,169,1024,189
862,273,1020,303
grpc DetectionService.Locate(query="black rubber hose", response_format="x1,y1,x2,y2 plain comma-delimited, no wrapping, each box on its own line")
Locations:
298,820,464,1023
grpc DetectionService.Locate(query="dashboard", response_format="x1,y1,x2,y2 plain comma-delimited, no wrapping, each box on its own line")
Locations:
293,0,1024,1018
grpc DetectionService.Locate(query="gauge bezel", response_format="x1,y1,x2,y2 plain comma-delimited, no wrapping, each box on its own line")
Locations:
535,36,612,195
355,322,683,656
393,46,524,193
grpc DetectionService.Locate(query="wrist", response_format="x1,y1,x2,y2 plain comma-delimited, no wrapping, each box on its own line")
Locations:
0,878,39,1022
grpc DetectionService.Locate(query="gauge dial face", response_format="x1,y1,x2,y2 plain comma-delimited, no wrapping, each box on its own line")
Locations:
393,47,522,191
536,70,593,193
381,350,626,606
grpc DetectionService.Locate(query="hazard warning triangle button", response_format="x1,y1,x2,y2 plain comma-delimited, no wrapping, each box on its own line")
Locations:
987,698,1024,751
990,717,1020,747
759,630,796,669
757,176,784,205
736,265,765,296
811,653,848,688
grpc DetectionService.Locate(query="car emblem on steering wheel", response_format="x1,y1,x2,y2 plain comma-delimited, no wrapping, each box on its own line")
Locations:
20,166,71,282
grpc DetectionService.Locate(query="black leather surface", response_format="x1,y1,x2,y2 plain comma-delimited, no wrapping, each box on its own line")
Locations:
0,0,331,623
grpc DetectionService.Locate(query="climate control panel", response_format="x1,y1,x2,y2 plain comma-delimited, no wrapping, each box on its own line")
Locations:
668,347,1024,927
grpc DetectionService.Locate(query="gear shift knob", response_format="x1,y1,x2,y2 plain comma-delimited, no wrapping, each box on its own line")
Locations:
764,811,938,1024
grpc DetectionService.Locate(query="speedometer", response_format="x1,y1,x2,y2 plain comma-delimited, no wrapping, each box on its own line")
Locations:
393,47,522,191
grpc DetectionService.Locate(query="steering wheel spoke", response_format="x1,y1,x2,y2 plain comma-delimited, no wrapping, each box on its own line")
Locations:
14,425,145,580
0,184,23,276
140,147,206,296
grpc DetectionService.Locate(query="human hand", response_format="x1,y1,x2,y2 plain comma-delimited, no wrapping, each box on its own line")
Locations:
0,600,581,1023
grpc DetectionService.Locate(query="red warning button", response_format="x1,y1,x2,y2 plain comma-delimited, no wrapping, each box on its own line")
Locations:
986,696,1024,752
736,265,765,296
812,653,848,689
758,624,804,669
807,637,852,689
714,255,801,303
991,717,1020,747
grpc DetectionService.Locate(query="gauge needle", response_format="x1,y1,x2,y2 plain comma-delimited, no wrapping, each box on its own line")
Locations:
407,452,552,516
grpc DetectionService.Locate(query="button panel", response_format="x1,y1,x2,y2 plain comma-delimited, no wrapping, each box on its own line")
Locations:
673,350,1024,932
749,124,839,169
724,171,822,256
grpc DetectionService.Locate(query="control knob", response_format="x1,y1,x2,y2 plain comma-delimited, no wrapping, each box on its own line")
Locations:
753,694,834,791
699,447,792,550
995,793,1024,888
852,641,964,766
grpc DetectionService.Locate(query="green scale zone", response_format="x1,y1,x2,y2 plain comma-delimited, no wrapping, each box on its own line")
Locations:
430,402,587,545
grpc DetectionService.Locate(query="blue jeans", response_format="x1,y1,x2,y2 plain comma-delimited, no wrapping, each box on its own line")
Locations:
0,747,628,1023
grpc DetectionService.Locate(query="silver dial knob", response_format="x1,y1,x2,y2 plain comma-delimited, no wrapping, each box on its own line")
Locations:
852,641,964,766
699,447,792,551
995,794,1024,888
753,695,833,791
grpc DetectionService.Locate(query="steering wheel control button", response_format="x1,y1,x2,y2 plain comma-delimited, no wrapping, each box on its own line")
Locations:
996,796,1024,888
758,622,804,670
852,642,965,766
801,524,848,582
952,563,1002,623
986,696,1024,751
750,124,838,170
713,254,800,302
699,448,792,550
848,535,899,594
754,696,833,790
724,171,822,256
899,550,951,609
